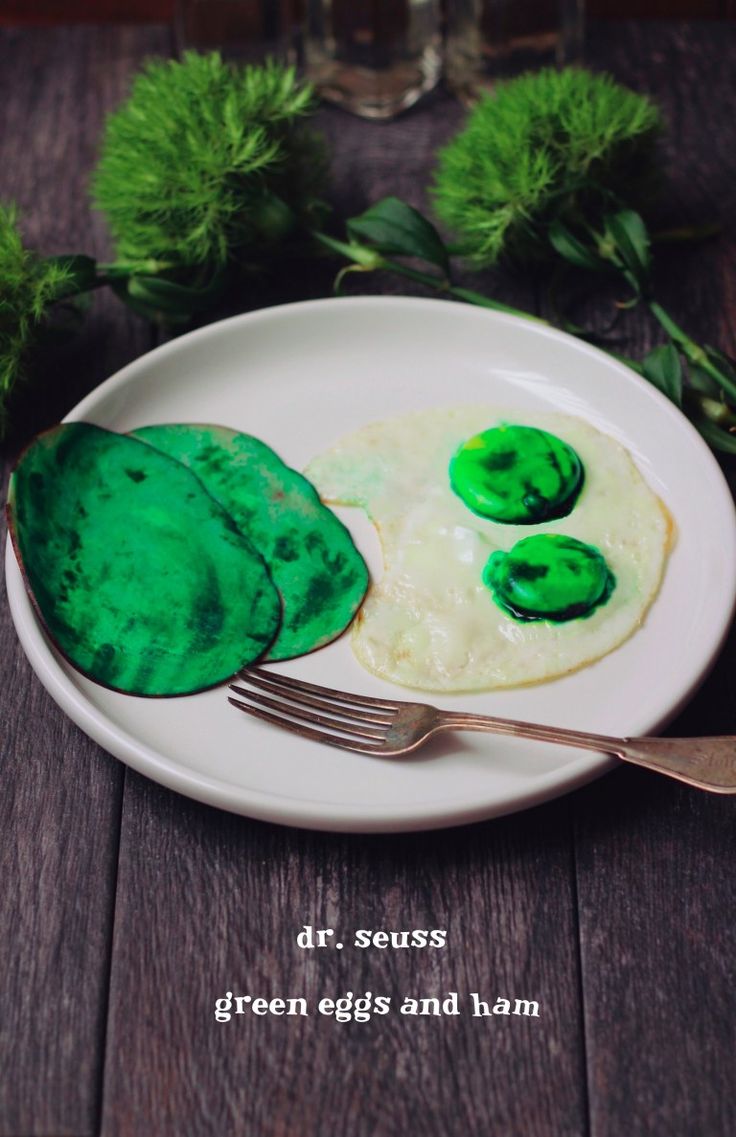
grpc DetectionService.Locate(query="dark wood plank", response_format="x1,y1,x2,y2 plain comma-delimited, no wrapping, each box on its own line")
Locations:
101,780,586,1137
5,17,732,1137
100,98,585,1137
0,2,733,27
591,2,735,17
0,1,175,24
0,25,169,1137
570,22,736,1137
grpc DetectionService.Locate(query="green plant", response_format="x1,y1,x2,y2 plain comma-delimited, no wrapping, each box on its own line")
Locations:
92,52,327,322
0,55,326,436
3,59,734,455
328,69,736,454
0,206,94,435
432,68,661,266
314,196,540,322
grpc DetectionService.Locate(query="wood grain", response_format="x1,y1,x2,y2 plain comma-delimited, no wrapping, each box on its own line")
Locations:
100,779,586,1137
0,1,733,26
1,17,735,1137
0,1,176,25
569,22,736,1137
98,94,585,1137
0,25,168,1137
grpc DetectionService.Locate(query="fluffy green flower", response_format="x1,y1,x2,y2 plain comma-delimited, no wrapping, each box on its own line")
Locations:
92,52,327,275
0,205,75,433
432,68,662,266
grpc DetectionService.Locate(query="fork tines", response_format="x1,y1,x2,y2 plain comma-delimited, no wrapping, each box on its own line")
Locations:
228,667,398,754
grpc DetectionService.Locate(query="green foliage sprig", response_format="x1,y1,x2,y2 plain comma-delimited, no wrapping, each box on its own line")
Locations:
0,206,95,435
3,58,734,456
0,54,326,436
431,68,661,267
314,197,541,322
93,52,327,323
94,55,324,271
329,69,736,455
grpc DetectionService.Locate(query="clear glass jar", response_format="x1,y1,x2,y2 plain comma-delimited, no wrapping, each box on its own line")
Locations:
445,0,585,102
300,0,442,119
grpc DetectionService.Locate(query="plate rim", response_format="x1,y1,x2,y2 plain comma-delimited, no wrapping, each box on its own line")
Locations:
6,295,736,832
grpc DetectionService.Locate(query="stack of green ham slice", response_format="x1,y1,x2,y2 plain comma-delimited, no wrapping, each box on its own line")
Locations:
8,422,369,696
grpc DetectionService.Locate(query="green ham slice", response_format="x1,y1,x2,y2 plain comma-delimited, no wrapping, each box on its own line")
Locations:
131,424,369,660
8,422,281,696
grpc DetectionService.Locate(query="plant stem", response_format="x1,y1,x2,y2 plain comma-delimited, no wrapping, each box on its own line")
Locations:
648,299,736,401
365,257,548,322
449,283,547,322
54,275,109,300
314,229,547,324
98,259,178,277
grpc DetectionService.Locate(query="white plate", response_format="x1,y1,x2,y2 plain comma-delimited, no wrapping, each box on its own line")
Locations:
6,298,736,832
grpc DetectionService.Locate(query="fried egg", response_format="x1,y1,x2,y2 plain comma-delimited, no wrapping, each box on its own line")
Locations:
305,406,674,693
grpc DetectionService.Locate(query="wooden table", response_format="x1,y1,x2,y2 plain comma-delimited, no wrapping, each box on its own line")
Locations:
1,20,735,1137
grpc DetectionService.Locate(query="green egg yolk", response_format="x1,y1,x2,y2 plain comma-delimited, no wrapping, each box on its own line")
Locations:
483,534,615,622
449,424,583,523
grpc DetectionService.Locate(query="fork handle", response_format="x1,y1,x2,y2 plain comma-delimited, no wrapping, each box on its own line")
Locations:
439,713,736,793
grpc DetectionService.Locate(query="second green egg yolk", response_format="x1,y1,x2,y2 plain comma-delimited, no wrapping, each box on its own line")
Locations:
483,534,615,622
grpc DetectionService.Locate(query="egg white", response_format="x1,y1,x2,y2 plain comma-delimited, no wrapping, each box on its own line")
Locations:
305,406,674,692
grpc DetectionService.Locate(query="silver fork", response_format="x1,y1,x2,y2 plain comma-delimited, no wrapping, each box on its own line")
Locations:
228,668,736,794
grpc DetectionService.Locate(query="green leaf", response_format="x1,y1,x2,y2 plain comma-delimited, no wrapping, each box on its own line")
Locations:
114,271,227,323
695,344,736,403
688,362,721,397
111,279,187,325
692,415,736,455
705,344,736,381
548,220,608,272
641,342,683,406
604,210,651,292
346,197,451,276
251,192,297,243
130,272,225,310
